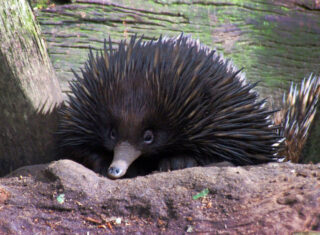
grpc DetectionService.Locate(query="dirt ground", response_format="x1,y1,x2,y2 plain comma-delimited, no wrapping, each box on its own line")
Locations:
0,160,319,234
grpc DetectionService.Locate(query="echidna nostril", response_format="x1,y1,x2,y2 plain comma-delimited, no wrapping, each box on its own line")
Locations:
108,167,122,178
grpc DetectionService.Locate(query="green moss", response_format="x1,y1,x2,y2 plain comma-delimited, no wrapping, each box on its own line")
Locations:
36,0,320,90
30,0,51,9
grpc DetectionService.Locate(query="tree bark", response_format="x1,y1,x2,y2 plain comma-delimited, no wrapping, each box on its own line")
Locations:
33,0,320,162
35,0,320,98
35,0,320,163
0,0,63,176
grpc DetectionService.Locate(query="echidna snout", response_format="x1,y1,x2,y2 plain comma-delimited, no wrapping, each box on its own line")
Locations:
107,141,141,179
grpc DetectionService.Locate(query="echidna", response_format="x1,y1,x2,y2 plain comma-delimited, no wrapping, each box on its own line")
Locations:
274,74,320,163
56,34,316,179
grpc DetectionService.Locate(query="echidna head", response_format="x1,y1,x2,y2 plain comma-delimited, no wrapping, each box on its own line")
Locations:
103,103,171,178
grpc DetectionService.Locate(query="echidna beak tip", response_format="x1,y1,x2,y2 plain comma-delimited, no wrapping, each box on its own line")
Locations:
107,166,124,179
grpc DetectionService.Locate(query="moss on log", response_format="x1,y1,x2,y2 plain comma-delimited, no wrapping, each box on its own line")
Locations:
34,0,320,162
35,0,320,97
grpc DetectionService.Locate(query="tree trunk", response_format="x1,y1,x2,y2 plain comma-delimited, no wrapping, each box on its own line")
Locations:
34,0,320,162
35,0,320,99
0,0,63,176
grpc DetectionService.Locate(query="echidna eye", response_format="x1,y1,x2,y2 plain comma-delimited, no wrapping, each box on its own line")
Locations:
110,129,116,140
143,130,154,144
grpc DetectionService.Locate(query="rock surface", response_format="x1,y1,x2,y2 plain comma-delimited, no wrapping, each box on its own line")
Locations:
0,160,319,234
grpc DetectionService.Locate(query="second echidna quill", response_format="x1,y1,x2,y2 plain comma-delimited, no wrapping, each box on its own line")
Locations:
56,34,320,179
274,75,320,163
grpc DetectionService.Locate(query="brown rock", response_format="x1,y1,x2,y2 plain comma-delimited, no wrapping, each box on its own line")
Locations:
0,160,319,233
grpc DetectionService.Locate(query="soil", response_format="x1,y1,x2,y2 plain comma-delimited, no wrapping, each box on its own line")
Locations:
0,160,319,234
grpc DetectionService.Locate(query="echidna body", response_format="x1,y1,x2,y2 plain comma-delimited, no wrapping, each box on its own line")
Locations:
56,34,284,179
274,74,320,162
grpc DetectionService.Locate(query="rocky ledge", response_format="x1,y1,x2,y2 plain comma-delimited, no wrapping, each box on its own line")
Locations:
0,160,319,234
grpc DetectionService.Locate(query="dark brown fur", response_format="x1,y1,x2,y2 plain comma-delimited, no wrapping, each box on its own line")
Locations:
56,34,316,178
274,75,320,163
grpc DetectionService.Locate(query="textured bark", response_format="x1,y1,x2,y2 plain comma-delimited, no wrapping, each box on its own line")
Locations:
34,0,320,162
35,0,320,97
0,0,63,176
